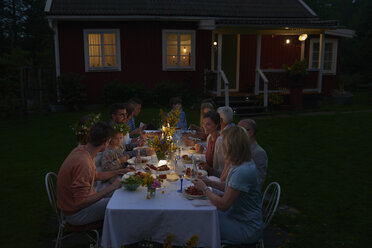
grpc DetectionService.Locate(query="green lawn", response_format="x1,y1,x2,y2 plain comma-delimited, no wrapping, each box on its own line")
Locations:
0,109,371,247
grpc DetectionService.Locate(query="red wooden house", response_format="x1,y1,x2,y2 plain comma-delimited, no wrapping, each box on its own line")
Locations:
45,0,354,107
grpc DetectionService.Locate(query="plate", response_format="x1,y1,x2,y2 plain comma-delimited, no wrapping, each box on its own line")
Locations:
182,187,206,199
184,169,207,180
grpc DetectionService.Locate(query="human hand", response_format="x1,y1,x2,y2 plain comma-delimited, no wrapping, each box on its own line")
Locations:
192,178,207,191
124,166,136,173
195,144,204,153
119,155,130,163
197,162,208,170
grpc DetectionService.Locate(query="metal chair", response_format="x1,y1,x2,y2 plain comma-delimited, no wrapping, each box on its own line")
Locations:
45,172,101,248
258,181,281,248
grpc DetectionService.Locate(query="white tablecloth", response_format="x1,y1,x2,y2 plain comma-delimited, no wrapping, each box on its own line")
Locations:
101,180,221,248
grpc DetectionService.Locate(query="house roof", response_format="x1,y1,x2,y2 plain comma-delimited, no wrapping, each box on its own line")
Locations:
46,0,316,19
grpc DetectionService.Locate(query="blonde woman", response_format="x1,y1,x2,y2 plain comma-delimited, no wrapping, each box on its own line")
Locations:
193,126,263,245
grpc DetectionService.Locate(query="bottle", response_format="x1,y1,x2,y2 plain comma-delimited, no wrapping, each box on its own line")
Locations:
192,159,198,178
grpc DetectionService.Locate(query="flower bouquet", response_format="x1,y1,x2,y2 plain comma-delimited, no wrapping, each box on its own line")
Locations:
142,172,162,199
148,135,175,160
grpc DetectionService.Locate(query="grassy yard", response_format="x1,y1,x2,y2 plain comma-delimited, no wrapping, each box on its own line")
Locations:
0,108,371,247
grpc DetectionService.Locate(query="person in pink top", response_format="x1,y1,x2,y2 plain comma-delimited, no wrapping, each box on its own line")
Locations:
57,121,135,225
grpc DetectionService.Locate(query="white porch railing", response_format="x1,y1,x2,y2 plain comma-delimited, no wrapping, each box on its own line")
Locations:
256,69,269,109
216,69,230,107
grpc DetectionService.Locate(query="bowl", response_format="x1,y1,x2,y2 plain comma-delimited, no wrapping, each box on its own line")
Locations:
122,183,141,191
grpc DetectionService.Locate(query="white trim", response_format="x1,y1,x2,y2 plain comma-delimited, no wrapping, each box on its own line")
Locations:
211,31,215,70
48,20,60,77
309,37,338,75
83,29,121,72
297,0,317,16
235,34,240,92
217,34,222,96
300,40,305,60
255,34,262,95
162,30,195,71
44,0,53,13
46,15,216,21
325,29,356,38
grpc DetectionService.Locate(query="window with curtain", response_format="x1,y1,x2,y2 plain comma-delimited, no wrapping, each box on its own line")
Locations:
309,38,338,74
83,29,121,71
162,30,195,70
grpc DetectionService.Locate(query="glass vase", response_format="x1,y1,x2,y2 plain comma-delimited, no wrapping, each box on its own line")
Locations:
146,186,156,199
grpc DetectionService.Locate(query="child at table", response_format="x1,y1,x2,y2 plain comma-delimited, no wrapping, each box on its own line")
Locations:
169,97,187,130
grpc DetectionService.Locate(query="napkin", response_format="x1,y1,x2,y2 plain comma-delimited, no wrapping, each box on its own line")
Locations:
191,199,213,207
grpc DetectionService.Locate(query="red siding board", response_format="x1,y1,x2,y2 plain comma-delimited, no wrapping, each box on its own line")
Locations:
239,34,257,92
58,21,211,103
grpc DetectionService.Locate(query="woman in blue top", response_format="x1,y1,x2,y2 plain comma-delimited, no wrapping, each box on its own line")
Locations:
193,126,263,244
169,97,187,130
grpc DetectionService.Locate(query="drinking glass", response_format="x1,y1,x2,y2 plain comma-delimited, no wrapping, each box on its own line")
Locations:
176,162,185,193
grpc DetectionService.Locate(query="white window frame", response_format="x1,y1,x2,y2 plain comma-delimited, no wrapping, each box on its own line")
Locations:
162,30,195,71
83,29,121,72
309,38,338,75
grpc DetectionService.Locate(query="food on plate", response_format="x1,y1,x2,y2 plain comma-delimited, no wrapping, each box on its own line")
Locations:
184,168,206,177
185,185,204,196
182,155,192,162
134,171,146,179
157,164,170,171
146,131,162,138
146,164,158,170
145,163,170,171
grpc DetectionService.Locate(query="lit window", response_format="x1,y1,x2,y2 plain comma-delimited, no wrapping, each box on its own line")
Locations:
309,38,337,74
83,29,121,71
162,30,195,70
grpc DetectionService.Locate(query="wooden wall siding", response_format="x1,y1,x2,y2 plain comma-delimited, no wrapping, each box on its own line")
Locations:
239,34,257,92
261,35,302,69
58,21,211,103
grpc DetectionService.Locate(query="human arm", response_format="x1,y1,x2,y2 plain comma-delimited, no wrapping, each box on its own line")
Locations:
77,177,121,209
102,149,130,171
219,161,231,183
193,178,240,211
199,176,225,191
95,167,135,181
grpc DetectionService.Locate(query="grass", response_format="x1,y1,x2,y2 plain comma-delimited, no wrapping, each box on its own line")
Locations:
0,108,371,247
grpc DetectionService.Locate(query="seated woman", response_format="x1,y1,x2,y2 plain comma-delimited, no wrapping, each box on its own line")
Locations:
169,97,187,130
185,102,214,144
196,111,225,177
193,126,263,245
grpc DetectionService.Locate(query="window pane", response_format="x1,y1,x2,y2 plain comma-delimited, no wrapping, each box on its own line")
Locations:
180,55,191,66
89,33,101,45
105,55,117,66
88,33,102,67
166,34,178,45
166,55,178,66
104,33,116,45
180,34,191,45
325,43,333,52
90,57,102,67
324,61,332,70
324,52,332,61
104,45,116,56
166,45,178,56
180,45,191,55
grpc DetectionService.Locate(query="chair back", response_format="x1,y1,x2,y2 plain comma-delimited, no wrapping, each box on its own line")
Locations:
45,172,64,225
261,182,281,227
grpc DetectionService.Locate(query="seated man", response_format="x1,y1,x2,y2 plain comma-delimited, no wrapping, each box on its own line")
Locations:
127,97,146,138
238,119,268,188
217,106,235,131
108,102,152,157
57,122,135,226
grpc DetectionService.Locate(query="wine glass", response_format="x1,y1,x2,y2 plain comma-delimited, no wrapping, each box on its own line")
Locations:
176,162,185,193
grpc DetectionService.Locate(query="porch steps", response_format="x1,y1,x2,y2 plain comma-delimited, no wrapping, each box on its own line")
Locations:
213,95,269,118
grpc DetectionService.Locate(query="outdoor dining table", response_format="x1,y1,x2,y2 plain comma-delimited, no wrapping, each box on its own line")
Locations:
101,138,221,248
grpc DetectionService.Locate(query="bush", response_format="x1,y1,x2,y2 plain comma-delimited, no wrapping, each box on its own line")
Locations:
57,73,86,109
103,80,147,105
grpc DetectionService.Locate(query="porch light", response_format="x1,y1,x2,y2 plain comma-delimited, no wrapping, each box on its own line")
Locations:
298,34,308,41
183,47,187,53
213,41,218,52
285,39,291,44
